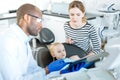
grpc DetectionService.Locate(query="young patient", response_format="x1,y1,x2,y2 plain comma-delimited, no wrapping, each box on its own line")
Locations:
49,42,80,62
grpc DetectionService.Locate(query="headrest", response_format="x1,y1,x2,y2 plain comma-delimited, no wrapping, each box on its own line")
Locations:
38,28,55,44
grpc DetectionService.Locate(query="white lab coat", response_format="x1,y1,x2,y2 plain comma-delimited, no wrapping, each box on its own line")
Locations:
0,23,46,80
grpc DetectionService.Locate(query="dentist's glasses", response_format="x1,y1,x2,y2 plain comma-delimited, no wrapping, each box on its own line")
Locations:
28,14,43,23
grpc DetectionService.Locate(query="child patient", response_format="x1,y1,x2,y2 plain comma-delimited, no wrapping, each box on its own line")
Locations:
48,42,93,74
49,42,80,62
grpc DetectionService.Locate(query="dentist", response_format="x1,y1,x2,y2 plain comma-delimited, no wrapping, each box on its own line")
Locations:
0,3,67,80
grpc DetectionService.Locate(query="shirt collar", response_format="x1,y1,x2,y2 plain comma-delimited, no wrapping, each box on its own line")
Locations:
10,23,32,43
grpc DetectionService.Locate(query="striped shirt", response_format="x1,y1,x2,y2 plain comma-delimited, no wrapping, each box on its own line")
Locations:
64,21,101,54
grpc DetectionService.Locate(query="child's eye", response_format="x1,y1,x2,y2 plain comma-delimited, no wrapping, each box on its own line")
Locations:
77,13,81,16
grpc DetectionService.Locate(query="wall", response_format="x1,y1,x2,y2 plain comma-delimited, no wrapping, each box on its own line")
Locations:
42,15,69,42
0,0,41,14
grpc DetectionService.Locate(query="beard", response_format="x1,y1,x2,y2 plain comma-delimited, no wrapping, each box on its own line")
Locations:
27,25,38,36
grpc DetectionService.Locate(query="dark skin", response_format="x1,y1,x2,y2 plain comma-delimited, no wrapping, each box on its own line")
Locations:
17,4,49,74
18,11,42,36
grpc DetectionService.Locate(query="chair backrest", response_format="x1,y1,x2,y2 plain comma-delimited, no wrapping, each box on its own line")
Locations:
63,43,87,58
36,47,53,68
35,28,55,68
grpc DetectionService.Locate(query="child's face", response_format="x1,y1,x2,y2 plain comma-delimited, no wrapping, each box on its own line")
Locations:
53,44,66,59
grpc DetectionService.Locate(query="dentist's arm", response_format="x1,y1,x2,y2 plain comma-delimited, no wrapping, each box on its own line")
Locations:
45,59,70,74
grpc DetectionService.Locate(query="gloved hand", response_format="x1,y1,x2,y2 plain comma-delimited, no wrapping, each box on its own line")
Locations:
60,62,86,74
60,60,94,74
47,59,70,73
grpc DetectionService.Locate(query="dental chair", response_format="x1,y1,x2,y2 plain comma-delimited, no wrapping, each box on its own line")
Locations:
33,28,108,69
31,28,54,68
32,28,89,68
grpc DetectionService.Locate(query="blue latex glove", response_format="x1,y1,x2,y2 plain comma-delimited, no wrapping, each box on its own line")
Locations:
47,59,70,73
60,60,94,74
60,62,85,74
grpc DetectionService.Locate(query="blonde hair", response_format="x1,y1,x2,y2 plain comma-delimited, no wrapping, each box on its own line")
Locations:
69,0,86,23
49,42,62,57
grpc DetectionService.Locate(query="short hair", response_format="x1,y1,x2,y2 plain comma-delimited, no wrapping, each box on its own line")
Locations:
16,3,37,24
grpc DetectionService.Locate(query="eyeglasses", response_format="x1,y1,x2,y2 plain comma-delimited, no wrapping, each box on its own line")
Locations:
28,14,42,23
